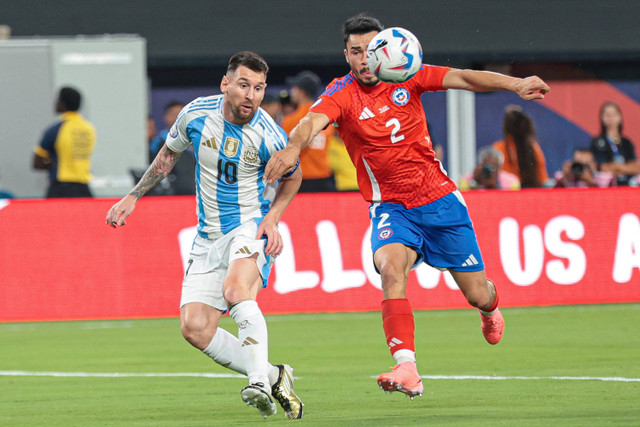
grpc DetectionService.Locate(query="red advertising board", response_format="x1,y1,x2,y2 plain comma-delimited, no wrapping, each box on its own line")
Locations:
0,188,638,322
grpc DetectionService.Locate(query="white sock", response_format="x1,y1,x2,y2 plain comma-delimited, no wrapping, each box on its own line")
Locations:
230,300,270,386
202,328,280,386
393,349,416,364
202,328,247,375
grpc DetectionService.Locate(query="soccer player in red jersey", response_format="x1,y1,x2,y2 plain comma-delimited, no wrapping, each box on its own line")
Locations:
266,14,550,398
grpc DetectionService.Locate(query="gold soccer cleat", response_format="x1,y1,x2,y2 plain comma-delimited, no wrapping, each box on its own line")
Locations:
271,364,304,419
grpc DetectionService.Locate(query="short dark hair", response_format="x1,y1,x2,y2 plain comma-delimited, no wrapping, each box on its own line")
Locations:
227,51,269,76
342,13,384,45
58,87,82,111
164,100,184,112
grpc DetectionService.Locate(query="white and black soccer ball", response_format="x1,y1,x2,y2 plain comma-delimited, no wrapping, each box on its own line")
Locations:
366,27,423,84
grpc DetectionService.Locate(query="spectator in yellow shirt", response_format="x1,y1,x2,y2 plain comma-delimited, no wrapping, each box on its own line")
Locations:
33,87,96,198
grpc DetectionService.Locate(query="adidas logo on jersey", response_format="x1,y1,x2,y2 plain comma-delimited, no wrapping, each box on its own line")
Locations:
462,254,479,267
202,137,217,149
358,107,375,120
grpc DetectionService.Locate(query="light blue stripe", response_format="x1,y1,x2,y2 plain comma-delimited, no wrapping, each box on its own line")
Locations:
249,107,263,127
190,98,221,107
186,97,222,113
256,137,271,216
192,96,222,105
185,116,209,237
258,134,272,167
257,115,288,151
217,121,243,234
260,253,271,288
187,104,222,114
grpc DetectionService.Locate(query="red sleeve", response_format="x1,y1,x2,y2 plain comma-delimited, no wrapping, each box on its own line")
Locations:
310,76,351,123
309,95,342,123
409,64,451,93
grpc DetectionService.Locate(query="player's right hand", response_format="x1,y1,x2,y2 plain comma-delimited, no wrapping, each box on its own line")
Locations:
265,145,300,183
105,195,137,228
516,76,550,100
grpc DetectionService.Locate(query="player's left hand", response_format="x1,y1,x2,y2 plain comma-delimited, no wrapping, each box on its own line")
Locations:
516,76,550,100
257,220,283,256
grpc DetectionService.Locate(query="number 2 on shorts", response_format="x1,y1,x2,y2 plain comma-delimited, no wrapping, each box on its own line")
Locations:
377,212,391,229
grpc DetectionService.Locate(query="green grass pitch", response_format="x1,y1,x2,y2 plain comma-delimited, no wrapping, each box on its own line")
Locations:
1,304,639,426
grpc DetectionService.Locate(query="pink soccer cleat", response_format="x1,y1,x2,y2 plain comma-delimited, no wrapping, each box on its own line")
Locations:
377,361,423,399
480,308,505,345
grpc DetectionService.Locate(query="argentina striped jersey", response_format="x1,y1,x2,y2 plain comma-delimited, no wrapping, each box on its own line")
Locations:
165,94,288,239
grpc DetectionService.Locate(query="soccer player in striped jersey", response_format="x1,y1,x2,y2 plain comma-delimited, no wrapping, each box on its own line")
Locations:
106,51,304,419
265,14,550,399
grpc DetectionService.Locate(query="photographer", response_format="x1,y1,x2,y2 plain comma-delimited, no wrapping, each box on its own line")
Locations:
459,147,521,190
554,148,616,188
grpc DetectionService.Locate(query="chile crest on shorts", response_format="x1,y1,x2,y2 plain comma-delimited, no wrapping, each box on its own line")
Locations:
378,228,393,240
392,88,410,106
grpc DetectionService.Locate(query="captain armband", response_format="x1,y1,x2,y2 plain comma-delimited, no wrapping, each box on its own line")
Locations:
282,158,300,178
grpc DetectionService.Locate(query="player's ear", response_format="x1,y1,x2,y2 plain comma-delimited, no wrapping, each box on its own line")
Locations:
344,49,349,64
220,74,229,94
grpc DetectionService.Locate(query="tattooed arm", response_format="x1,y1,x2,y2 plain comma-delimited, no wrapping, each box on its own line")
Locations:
105,144,182,228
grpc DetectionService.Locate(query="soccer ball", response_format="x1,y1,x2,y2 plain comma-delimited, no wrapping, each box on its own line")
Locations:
366,27,423,84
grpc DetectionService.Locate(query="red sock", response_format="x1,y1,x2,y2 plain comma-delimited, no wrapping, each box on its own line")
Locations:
381,298,415,356
482,281,500,314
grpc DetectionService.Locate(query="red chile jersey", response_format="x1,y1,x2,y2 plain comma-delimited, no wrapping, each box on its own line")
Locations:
310,65,457,209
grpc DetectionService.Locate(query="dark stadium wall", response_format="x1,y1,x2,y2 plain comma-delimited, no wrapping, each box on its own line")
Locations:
2,0,640,67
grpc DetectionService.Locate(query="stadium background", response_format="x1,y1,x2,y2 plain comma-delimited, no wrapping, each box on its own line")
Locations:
0,0,639,321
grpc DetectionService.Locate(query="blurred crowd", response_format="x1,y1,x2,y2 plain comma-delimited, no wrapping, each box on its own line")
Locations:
4,76,639,200
459,102,640,191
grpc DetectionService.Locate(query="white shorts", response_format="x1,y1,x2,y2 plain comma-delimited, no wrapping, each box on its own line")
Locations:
180,221,274,312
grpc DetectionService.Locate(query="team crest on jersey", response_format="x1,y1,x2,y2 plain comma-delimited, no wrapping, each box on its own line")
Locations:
378,228,393,240
169,124,178,138
243,147,259,164
223,137,240,157
392,88,410,106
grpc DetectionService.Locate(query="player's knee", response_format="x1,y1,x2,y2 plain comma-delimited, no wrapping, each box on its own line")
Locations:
223,283,247,306
379,260,408,285
379,263,409,298
180,313,212,349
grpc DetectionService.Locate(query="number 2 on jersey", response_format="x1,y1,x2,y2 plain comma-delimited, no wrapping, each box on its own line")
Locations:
386,118,405,143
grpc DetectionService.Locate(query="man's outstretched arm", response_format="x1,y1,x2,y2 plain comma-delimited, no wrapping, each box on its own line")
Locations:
265,111,331,183
105,144,182,227
257,167,302,256
443,69,550,100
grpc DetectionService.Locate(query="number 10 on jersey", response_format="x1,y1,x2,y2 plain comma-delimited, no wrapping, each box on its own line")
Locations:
217,158,238,184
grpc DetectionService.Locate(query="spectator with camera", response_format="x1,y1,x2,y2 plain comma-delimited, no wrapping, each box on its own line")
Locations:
459,146,520,190
554,148,616,188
